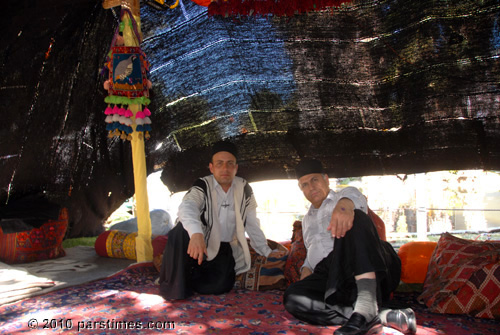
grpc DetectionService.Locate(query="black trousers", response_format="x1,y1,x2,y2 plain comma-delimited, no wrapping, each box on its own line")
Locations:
159,223,236,300
283,210,401,325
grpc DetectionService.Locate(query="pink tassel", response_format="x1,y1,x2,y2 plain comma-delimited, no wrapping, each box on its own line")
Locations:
118,106,126,116
124,109,133,117
143,107,151,116
105,105,113,115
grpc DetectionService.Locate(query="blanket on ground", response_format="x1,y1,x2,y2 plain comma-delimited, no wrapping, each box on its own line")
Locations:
0,262,54,305
0,246,134,306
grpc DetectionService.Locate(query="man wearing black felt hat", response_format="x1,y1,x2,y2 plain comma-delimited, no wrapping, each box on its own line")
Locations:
159,140,285,300
284,158,417,335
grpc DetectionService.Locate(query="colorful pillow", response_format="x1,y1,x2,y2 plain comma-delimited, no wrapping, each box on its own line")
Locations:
418,233,500,319
398,241,437,284
284,220,306,286
94,230,137,260
0,208,68,264
95,230,168,266
152,235,168,272
234,239,289,291
368,207,387,241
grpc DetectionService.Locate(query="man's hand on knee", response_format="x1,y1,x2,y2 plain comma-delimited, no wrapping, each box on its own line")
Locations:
187,233,207,265
327,198,355,238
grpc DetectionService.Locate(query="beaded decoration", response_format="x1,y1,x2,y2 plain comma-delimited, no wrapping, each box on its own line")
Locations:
102,8,153,141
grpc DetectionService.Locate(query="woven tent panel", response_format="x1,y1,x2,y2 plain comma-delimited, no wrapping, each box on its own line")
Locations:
146,0,500,192
1,0,500,236
1,0,138,237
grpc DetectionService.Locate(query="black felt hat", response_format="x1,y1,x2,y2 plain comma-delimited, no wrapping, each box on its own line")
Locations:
211,140,238,159
295,158,324,179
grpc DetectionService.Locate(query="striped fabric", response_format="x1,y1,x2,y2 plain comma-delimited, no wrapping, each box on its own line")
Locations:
234,239,289,291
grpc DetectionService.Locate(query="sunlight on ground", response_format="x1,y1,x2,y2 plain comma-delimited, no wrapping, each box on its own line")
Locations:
110,170,500,242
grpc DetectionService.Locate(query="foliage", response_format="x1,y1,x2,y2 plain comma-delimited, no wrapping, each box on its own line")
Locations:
62,237,98,248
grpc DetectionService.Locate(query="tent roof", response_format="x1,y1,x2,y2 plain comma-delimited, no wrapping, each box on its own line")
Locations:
1,0,499,236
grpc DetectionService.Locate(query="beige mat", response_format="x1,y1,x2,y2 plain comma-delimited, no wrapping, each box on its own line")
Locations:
0,246,135,305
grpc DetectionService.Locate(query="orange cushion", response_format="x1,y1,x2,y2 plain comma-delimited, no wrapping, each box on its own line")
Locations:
398,241,437,284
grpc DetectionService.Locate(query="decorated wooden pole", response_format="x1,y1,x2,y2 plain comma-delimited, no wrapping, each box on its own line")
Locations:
102,0,153,262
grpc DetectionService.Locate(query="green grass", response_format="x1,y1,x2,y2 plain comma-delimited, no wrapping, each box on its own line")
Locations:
62,236,98,249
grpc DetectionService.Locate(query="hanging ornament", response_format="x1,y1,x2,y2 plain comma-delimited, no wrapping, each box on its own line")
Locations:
192,0,212,6
101,8,153,141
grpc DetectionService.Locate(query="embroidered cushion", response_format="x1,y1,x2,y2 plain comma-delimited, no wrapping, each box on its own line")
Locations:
418,233,500,318
152,235,168,272
398,241,437,284
283,220,307,285
94,230,137,260
234,239,289,291
95,230,166,263
0,208,68,264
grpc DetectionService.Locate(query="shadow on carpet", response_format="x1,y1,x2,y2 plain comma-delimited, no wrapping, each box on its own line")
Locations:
1,263,499,334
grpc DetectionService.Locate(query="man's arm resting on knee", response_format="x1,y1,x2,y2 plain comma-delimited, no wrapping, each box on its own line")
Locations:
327,197,355,238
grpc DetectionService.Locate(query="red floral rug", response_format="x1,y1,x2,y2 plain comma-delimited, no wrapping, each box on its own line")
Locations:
0,263,498,334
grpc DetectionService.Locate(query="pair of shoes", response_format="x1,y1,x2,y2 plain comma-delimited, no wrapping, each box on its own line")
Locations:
385,308,417,335
334,312,383,335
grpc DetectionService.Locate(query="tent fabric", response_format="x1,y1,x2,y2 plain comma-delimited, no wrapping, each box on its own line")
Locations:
143,0,500,192
1,0,500,237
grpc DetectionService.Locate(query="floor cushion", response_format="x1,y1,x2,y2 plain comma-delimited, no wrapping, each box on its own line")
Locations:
95,230,166,262
283,220,306,285
152,235,168,272
95,230,138,260
234,239,289,291
398,241,437,284
418,233,500,319
0,208,68,264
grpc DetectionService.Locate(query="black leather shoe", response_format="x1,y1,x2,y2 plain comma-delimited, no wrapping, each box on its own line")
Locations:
334,312,383,335
385,308,417,335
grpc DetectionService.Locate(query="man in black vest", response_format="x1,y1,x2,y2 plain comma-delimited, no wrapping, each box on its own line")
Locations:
159,140,285,300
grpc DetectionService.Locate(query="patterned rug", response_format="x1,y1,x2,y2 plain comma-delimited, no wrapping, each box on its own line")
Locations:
1,263,499,334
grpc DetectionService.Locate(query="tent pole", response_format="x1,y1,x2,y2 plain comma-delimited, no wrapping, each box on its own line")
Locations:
121,2,153,262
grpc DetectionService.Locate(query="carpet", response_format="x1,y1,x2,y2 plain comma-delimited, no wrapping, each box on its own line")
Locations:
1,262,499,334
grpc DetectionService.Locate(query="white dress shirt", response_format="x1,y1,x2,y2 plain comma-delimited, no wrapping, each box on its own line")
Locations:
178,175,272,257
302,187,368,272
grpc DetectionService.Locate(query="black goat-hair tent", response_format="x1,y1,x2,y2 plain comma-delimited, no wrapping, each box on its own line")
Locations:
1,0,499,237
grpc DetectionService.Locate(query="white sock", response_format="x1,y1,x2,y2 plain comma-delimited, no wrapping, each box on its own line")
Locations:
353,278,378,321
